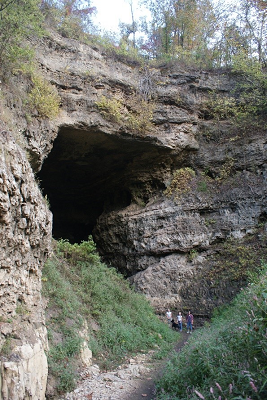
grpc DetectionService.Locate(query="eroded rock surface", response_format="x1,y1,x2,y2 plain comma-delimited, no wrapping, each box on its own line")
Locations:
0,126,52,399
34,32,267,314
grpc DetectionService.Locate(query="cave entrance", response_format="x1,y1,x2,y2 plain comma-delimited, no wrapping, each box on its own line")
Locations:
38,126,169,243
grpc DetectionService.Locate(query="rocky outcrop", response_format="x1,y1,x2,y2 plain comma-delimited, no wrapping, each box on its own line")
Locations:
94,152,267,314
34,32,266,315
0,126,52,399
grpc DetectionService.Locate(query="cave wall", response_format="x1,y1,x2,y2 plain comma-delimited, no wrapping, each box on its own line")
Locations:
94,130,267,314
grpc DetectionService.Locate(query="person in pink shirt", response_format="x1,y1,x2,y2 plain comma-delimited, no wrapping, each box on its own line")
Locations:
186,310,193,333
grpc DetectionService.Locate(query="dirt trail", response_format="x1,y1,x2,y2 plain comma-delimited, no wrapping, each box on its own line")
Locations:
127,332,189,400
61,331,189,400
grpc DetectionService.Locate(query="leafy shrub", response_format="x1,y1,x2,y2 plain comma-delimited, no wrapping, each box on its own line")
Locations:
201,54,267,129
95,96,123,123
95,94,154,134
202,94,238,121
164,167,196,198
0,0,43,63
28,74,60,119
125,98,154,133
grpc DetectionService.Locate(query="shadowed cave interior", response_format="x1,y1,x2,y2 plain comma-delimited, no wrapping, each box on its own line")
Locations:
38,126,171,243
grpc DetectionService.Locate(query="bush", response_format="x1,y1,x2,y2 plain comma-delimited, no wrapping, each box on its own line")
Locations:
0,0,43,67
28,74,60,119
95,94,154,134
95,96,123,123
164,167,196,198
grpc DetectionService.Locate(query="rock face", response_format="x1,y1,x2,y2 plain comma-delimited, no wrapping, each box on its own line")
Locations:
34,33,266,314
0,30,267,397
0,127,52,399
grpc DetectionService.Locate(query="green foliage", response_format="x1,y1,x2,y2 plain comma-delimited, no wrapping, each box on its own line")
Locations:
0,0,44,65
216,158,235,181
188,249,198,261
96,96,123,123
56,236,98,264
110,39,145,65
126,98,154,133
95,94,154,134
203,54,267,128
231,53,267,122
28,74,60,119
48,334,81,392
164,167,195,198
141,0,214,56
0,337,12,356
41,0,96,41
156,263,267,399
202,94,238,121
42,237,177,393
197,180,208,192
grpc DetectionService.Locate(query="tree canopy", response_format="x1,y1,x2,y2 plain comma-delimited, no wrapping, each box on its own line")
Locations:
1,0,266,69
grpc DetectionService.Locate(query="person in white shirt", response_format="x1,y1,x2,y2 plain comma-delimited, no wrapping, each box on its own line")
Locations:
166,309,172,326
177,311,183,331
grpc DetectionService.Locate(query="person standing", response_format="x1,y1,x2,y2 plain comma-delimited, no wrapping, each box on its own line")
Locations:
166,309,172,326
186,310,193,333
177,311,183,331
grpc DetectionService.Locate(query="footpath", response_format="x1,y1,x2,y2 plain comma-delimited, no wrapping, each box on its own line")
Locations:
61,331,189,400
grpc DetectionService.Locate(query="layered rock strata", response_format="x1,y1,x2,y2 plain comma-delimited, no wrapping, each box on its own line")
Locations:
0,126,52,399
32,33,267,315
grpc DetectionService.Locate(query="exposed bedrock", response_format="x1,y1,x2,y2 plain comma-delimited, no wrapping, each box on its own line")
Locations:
0,126,52,399
33,33,267,316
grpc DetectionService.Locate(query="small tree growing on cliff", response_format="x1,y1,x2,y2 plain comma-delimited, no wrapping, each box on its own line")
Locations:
0,0,44,65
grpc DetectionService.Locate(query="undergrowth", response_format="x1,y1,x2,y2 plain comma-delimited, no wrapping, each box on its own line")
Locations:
155,263,267,400
42,237,177,394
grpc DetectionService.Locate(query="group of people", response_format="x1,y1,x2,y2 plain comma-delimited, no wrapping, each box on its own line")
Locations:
166,309,194,333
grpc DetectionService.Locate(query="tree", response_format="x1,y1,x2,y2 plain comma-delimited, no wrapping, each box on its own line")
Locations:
0,0,44,61
140,0,217,63
213,0,267,65
140,0,175,56
239,0,267,63
41,0,96,38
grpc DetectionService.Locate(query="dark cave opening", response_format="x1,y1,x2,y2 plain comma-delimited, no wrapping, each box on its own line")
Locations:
37,126,171,243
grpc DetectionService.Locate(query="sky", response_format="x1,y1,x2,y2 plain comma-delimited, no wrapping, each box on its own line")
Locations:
91,0,149,33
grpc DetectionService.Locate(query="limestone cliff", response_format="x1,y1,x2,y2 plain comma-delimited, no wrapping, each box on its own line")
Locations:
0,126,52,399
0,30,266,398
35,32,266,313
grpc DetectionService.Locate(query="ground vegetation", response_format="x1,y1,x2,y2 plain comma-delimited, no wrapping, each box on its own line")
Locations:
42,238,177,395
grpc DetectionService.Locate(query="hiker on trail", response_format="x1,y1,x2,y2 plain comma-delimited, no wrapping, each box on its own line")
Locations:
166,309,172,326
177,311,183,331
186,310,193,333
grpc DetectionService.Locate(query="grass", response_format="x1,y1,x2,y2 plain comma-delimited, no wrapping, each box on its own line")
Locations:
42,237,177,394
155,263,267,400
